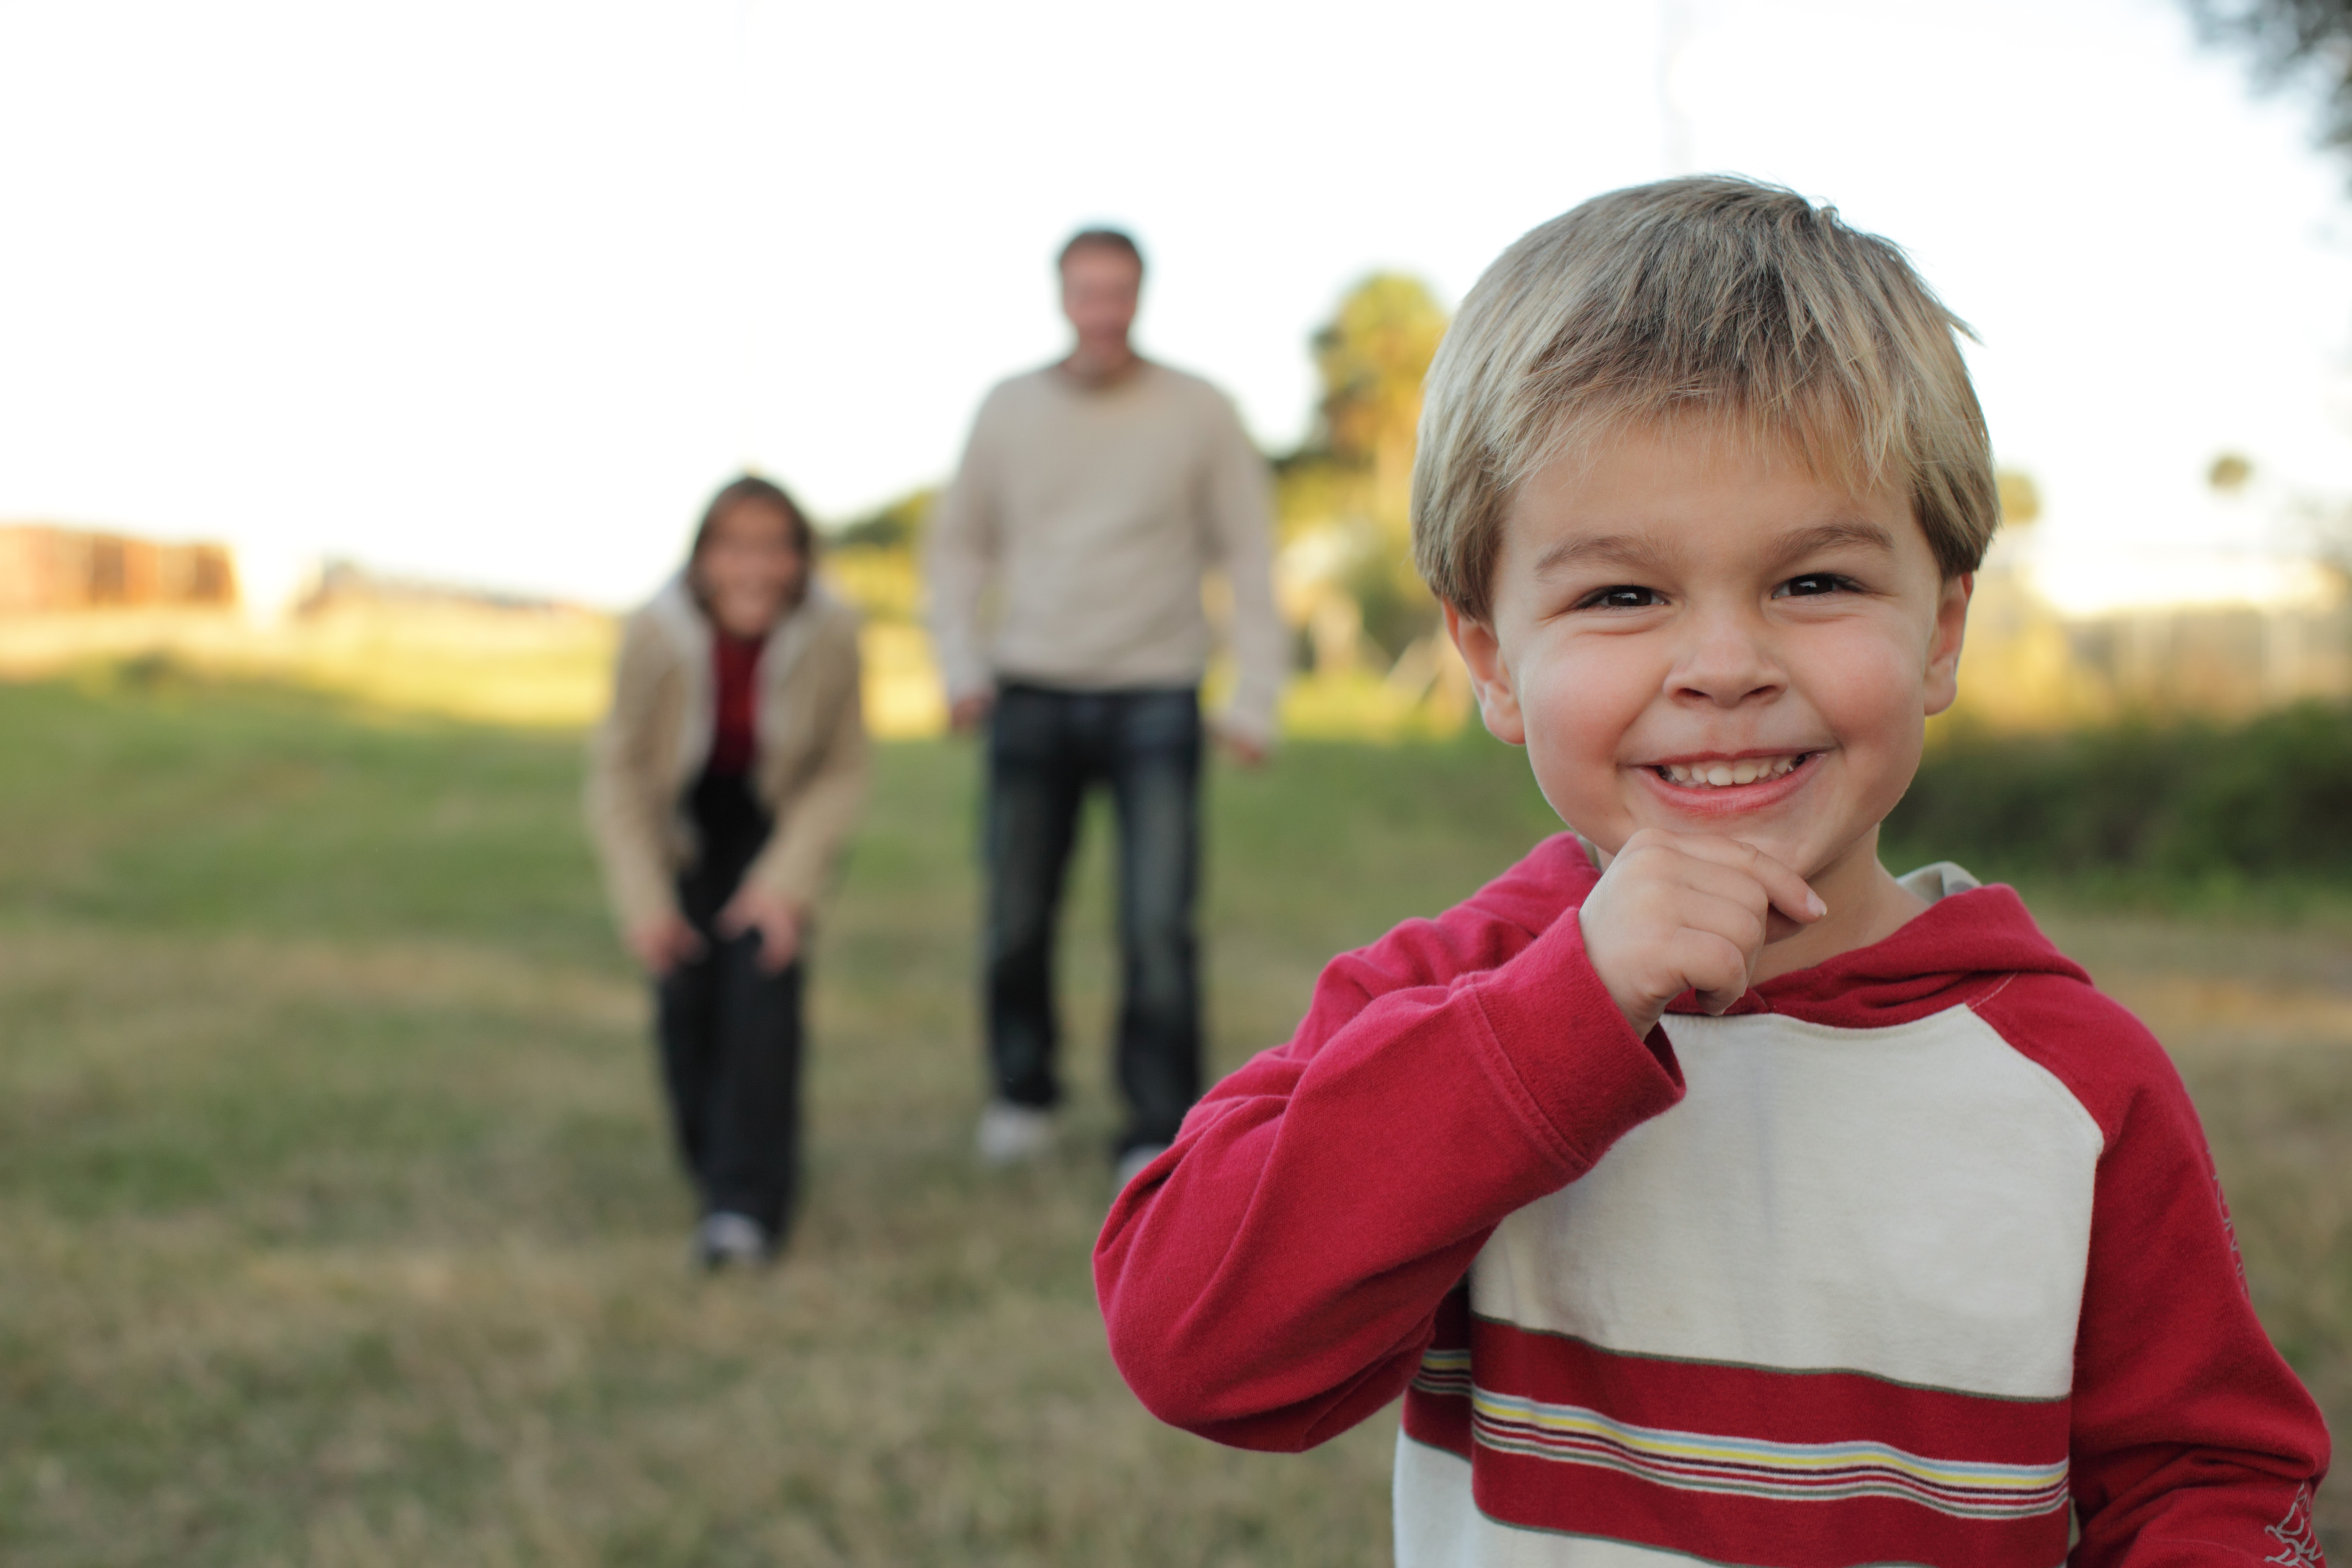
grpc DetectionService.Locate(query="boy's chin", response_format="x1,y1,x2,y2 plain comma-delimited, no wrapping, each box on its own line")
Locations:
1594,812,1845,883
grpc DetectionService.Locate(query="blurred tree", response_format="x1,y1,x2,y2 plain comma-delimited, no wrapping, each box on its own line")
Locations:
1276,273,1450,666
2187,0,2352,154
820,487,935,624
1996,469,2043,529
831,487,937,552
1310,273,1449,524
2207,451,2256,492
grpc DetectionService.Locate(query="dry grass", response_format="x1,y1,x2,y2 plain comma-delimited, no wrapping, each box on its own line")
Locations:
0,673,2342,1563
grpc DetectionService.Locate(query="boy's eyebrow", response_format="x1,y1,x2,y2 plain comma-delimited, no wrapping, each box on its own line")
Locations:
1529,533,1667,575
1529,519,1895,578
1770,520,1899,560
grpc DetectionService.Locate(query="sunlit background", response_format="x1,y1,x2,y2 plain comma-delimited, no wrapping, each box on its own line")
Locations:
8,5,2352,1561
5,0,2351,615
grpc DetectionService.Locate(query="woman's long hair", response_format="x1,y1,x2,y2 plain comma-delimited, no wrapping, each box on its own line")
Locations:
686,474,815,615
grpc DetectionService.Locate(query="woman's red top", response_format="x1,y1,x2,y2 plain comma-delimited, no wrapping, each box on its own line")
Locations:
708,631,765,776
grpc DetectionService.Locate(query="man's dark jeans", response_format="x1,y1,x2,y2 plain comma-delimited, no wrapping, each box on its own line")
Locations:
655,769,804,1239
985,682,1202,1154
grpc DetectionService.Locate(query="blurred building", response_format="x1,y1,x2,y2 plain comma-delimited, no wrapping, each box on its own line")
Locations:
2063,598,2352,710
1954,498,2352,728
297,559,567,616
0,524,237,612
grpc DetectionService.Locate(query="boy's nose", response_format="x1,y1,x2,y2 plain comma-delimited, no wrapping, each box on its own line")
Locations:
1666,614,1785,708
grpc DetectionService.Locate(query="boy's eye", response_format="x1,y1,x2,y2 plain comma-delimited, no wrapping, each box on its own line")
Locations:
1578,585,1663,611
1774,573,1854,599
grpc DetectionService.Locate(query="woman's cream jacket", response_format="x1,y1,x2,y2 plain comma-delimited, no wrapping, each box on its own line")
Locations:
584,576,868,934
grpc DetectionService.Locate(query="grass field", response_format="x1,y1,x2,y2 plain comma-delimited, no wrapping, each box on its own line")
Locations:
0,668,2344,1564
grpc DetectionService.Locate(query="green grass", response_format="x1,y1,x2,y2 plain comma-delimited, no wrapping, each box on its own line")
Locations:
0,671,2344,1563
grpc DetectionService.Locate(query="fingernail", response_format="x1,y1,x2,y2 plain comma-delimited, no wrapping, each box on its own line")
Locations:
1805,892,1827,918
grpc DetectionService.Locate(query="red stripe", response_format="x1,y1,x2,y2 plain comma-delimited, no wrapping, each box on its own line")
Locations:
1469,1455,2071,1568
1441,1320,2071,1564
1404,1384,1473,1460
1472,1317,2068,1460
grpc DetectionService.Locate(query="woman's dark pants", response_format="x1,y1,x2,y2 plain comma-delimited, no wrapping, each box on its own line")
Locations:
656,770,803,1239
985,683,1202,1156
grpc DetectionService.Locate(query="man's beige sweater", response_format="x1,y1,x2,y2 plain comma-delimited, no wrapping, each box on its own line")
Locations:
926,361,1287,742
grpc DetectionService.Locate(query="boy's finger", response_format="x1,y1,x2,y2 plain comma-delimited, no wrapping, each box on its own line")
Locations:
1671,836,1826,923
1676,887,1772,959
1754,856,1827,925
1670,928,1751,1014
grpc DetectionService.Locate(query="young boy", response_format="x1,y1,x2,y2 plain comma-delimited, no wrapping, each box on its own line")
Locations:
1094,178,2330,1567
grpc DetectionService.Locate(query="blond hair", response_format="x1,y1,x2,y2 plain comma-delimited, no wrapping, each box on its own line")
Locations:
1413,177,1996,619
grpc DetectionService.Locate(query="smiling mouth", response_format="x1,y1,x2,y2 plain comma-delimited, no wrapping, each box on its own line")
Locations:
1652,753,1816,789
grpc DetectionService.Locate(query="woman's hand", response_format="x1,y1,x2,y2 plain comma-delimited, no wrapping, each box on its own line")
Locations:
628,911,705,977
717,884,806,973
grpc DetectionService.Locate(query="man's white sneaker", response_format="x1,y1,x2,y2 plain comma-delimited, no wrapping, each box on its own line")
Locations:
1113,1142,1169,1192
975,1099,1056,1166
693,1210,773,1271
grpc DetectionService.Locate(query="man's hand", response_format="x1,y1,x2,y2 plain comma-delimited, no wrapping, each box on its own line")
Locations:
949,689,996,735
1220,731,1270,768
627,911,704,978
1577,830,1826,1039
717,883,806,973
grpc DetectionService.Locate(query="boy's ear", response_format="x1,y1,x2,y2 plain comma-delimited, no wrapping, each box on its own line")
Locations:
1444,604,1527,746
1922,572,1973,717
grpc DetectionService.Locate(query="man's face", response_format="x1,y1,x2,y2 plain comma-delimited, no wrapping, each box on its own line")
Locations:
1060,246,1141,354
1449,421,1970,897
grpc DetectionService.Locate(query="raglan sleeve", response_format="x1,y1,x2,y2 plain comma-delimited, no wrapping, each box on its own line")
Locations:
1093,843,1685,1452
924,389,1003,707
582,612,681,938
1984,984,2332,1565
745,612,870,911
1198,389,1287,748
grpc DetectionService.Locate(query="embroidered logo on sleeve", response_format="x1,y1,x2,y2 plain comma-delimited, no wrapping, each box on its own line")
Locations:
2264,1485,2324,1567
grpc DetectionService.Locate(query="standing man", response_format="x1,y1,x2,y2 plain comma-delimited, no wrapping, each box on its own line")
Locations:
927,228,1286,1187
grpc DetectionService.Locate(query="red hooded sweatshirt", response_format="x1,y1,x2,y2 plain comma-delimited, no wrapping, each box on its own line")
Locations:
1095,834,2329,1567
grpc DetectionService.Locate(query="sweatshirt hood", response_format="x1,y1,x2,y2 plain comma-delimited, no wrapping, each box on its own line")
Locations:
1697,867,2090,1029
1483,834,2089,1031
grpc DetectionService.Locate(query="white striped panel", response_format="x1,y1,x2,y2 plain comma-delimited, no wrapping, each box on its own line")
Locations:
1474,1006,2102,1398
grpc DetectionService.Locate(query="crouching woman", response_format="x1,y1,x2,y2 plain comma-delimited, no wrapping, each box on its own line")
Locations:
586,475,868,1269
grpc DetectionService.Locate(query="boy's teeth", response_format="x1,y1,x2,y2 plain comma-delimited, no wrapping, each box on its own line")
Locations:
1658,755,1805,787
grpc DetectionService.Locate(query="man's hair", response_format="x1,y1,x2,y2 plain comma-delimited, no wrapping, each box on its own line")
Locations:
1059,227,1146,275
1412,177,1997,620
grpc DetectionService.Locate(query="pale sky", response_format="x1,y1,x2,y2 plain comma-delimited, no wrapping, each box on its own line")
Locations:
4,0,2351,612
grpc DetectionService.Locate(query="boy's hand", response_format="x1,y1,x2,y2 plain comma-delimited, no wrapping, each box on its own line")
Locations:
1577,830,1826,1038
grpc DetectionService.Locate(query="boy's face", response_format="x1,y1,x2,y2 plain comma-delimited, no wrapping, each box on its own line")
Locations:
1449,421,1970,898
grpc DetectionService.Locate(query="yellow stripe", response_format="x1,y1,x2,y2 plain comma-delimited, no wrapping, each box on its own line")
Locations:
1470,1392,2064,1493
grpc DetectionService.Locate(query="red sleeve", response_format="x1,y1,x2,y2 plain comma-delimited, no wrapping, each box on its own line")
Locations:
1093,838,1684,1452
1978,976,2331,1566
